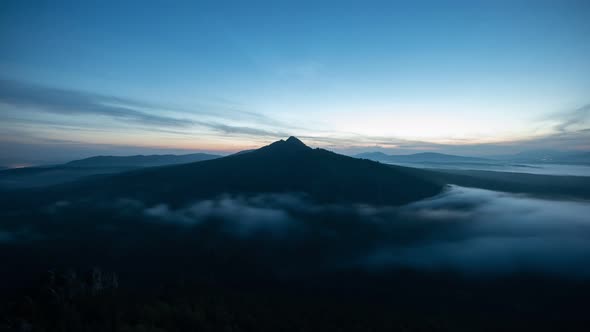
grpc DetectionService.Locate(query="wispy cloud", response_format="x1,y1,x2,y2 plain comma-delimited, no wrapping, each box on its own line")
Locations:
0,79,194,128
195,121,289,138
38,187,590,278
275,61,323,79
551,104,590,133
0,79,295,141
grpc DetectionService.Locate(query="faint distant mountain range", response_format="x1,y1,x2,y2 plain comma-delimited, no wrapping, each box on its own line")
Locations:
0,153,221,189
356,150,590,165
489,150,590,164
65,153,220,168
355,152,490,164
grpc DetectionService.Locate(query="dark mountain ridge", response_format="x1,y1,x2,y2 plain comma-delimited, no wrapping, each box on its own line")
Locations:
489,150,590,164
0,152,222,189
356,151,489,164
65,152,221,168
46,137,444,207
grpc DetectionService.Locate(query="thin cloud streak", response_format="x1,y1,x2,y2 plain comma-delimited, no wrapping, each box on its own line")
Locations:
552,104,590,133
0,79,294,141
0,79,194,128
196,121,289,138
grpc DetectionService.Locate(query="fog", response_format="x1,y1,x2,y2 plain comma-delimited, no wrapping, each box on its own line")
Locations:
3,186,590,281
368,186,590,277
143,194,297,235
97,186,590,278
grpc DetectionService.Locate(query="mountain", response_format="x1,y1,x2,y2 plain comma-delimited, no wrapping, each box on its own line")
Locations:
489,150,590,164
0,166,130,189
563,152,590,164
356,151,489,164
51,137,444,206
0,153,222,189
231,149,256,156
354,152,391,161
65,153,221,168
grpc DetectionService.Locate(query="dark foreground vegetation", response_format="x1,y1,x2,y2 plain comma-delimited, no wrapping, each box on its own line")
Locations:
2,267,590,332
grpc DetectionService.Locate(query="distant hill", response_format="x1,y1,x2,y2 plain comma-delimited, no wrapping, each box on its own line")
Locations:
489,150,590,164
563,152,590,164
357,149,590,166
65,153,221,168
354,152,391,161
46,137,444,206
231,149,256,156
0,153,221,189
427,168,590,200
0,166,134,189
356,151,489,164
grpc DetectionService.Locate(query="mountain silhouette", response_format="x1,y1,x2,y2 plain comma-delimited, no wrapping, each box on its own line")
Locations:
489,150,590,164
356,151,489,164
0,153,222,189
66,137,443,206
65,153,221,168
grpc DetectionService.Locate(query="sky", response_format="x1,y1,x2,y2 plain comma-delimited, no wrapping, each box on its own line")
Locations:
0,0,589,166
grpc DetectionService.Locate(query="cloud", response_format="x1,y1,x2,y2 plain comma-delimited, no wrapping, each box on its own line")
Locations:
366,186,590,277
302,104,590,155
275,61,323,79
194,121,289,138
143,194,301,235
552,104,590,133
102,186,590,278
488,104,590,152
0,79,300,143
0,79,195,128
3,185,590,279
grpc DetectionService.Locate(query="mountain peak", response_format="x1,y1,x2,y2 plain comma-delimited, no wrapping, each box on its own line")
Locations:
285,136,307,147
258,136,311,154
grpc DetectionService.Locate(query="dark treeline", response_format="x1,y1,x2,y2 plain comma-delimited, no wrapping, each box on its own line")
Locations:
3,268,590,332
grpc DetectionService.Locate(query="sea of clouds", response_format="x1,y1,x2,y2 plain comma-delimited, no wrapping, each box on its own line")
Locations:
4,185,590,279
110,186,590,278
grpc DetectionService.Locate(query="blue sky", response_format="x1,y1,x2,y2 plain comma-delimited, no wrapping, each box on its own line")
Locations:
1,0,589,165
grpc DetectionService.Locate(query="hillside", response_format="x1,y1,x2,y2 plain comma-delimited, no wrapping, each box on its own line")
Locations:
58,137,444,206
65,153,221,168
356,151,489,164
0,153,221,189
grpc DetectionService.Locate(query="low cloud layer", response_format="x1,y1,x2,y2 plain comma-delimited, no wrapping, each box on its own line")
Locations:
368,187,590,277
143,194,297,236
4,186,590,279
102,187,590,278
